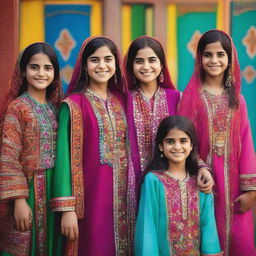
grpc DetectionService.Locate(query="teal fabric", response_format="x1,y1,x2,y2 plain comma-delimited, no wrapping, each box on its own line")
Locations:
135,172,222,256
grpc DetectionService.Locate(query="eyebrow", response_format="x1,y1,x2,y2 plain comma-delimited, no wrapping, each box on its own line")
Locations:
89,55,113,58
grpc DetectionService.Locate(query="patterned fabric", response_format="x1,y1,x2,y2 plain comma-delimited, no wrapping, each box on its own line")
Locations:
240,174,256,191
132,87,169,171
155,172,200,256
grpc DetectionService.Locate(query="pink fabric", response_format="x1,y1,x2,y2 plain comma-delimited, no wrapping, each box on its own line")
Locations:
178,29,256,255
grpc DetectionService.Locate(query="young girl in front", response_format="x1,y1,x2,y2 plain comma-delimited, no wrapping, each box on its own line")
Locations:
124,36,213,193
0,43,63,255
178,29,256,255
135,115,223,256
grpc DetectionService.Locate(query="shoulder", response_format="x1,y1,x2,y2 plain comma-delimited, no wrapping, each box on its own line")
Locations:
144,172,162,185
6,96,31,115
163,88,181,101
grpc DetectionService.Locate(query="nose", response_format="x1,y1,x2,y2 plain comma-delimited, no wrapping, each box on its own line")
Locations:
142,60,150,69
173,141,182,150
210,54,218,63
38,68,45,76
98,59,106,68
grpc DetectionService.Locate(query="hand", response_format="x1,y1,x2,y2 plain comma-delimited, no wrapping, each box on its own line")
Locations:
234,191,256,213
61,211,79,241
197,168,214,194
14,198,32,232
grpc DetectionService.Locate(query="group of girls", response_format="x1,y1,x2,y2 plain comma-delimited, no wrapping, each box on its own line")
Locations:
0,29,255,256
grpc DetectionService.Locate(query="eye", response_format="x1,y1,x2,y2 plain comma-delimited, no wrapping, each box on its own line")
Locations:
105,56,113,62
148,57,157,63
165,139,175,144
180,138,189,143
89,57,99,63
134,58,143,64
45,65,53,71
217,52,226,57
29,64,38,70
203,52,211,58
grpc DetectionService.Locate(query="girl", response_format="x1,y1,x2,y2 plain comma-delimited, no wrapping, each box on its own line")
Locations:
0,43,63,255
124,36,213,192
178,29,256,255
50,36,134,256
135,115,223,256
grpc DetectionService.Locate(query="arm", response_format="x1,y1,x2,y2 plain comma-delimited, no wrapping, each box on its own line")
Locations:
200,192,223,255
135,173,170,256
197,159,214,194
235,96,256,212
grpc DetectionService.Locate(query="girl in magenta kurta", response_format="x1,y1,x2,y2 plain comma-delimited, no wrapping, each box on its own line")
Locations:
124,36,214,194
178,29,256,256
50,37,134,256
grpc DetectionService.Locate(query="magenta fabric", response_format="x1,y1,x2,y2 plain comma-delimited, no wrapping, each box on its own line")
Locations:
178,29,256,255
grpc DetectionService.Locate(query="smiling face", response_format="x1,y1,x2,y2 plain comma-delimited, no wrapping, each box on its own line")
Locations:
133,47,162,87
25,53,54,93
159,128,193,166
201,41,229,80
86,45,116,86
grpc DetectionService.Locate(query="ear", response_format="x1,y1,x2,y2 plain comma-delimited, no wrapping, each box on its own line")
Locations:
190,143,193,152
158,144,163,152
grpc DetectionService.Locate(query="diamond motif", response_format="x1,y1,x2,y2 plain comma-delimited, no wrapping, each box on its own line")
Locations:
242,65,256,84
55,29,76,61
187,31,202,58
242,26,256,59
60,65,74,84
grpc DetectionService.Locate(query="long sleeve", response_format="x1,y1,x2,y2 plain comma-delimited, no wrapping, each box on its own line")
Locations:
0,103,28,200
50,103,75,211
238,96,256,191
135,173,170,256
200,192,223,255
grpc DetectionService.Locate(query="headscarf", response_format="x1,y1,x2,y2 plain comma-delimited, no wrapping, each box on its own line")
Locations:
66,36,127,95
123,35,175,91
178,29,241,171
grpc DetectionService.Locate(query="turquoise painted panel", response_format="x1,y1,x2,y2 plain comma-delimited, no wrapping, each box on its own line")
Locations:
231,2,256,149
45,5,91,92
177,11,216,91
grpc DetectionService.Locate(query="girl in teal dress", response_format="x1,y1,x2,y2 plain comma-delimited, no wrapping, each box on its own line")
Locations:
135,115,223,256
0,43,63,256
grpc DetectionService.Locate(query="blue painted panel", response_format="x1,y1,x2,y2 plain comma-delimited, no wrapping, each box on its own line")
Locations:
45,4,91,92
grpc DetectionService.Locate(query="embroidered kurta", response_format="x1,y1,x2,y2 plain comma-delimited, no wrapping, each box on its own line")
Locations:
199,89,256,256
135,172,223,256
0,93,62,256
51,90,133,256
127,87,180,177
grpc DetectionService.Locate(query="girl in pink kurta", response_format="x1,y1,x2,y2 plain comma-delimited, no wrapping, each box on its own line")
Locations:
178,29,256,256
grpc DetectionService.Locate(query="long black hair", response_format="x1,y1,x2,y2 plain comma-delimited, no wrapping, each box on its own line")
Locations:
197,30,238,109
144,115,199,177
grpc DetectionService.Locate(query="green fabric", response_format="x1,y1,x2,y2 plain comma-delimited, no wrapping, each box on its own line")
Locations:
0,168,64,256
53,103,72,198
135,172,222,256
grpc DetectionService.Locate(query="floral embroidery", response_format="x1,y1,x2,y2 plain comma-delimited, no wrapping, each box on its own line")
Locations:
155,172,200,256
50,196,76,212
132,87,169,171
240,174,256,191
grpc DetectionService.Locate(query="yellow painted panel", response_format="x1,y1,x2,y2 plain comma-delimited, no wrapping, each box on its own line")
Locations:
217,0,223,30
166,4,177,87
122,5,131,55
20,0,44,51
145,6,153,36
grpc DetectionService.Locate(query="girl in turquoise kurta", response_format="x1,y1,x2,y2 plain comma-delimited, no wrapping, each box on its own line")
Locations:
135,116,223,256
0,43,63,256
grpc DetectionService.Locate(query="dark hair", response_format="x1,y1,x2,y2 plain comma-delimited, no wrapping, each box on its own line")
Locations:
197,30,238,108
19,42,60,100
126,37,165,86
72,37,122,93
144,115,199,177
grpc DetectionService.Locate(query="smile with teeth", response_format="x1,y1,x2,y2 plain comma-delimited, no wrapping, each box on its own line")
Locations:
140,71,153,75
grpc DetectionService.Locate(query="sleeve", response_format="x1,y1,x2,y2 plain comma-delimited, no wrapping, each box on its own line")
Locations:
135,173,170,256
0,103,28,201
200,192,223,256
50,103,76,212
238,96,256,191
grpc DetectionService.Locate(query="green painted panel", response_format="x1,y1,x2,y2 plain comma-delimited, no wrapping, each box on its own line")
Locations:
231,2,256,149
177,12,216,91
131,4,146,40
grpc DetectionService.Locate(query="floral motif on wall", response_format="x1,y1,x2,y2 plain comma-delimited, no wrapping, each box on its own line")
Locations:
242,65,256,84
60,65,74,84
55,29,76,61
187,31,202,58
242,26,256,59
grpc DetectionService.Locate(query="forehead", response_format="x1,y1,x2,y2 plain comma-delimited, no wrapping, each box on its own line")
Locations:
89,45,114,57
203,41,226,52
164,128,190,139
28,53,52,64
135,47,158,58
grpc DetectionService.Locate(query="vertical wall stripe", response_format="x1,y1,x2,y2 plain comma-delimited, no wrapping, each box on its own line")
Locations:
122,5,131,54
90,1,102,36
166,4,177,87
131,4,146,40
145,6,153,36
20,0,45,51
217,0,223,30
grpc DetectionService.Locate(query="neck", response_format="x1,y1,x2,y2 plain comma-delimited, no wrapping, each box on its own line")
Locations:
139,81,158,99
203,76,225,94
26,88,47,104
87,82,109,100
166,162,187,180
